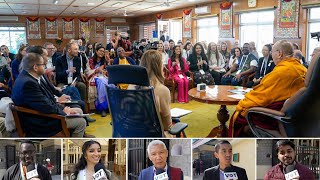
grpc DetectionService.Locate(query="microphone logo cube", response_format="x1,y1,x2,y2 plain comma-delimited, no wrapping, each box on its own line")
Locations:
93,169,107,180
26,169,39,179
285,170,300,180
154,172,169,180
224,172,238,180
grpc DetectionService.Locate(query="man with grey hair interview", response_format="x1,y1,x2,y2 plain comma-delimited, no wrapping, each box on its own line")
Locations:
11,53,86,137
138,140,183,180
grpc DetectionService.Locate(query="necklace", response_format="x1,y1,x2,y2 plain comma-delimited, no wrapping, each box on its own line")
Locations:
85,168,94,180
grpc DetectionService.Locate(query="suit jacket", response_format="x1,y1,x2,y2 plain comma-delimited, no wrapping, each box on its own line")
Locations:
138,166,183,180
187,54,209,72
52,51,61,67
55,54,82,85
203,165,248,180
11,70,66,137
254,55,274,79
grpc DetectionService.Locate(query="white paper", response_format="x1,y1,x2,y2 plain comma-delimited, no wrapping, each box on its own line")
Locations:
170,108,192,118
228,94,245,100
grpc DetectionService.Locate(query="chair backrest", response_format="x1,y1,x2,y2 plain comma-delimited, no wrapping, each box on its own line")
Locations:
106,65,150,86
106,85,164,137
284,55,320,136
106,65,164,137
281,55,319,112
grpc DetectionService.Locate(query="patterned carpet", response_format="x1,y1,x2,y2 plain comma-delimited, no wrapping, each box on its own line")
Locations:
85,100,236,138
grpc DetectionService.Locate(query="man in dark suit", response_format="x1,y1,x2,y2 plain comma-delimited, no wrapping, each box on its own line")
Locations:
11,53,86,137
55,42,87,101
203,140,248,180
139,140,184,180
28,45,96,124
247,44,275,88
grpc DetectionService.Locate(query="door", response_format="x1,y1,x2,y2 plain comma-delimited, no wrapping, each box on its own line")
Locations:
5,145,16,168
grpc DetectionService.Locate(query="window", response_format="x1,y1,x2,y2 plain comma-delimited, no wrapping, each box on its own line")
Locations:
240,11,274,57
307,7,320,62
169,20,182,43
197,17,219,43
0,27,26,54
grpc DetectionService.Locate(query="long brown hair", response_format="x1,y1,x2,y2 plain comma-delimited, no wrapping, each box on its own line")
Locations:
140,50,164,84
16,45,28,61
207,42,219,61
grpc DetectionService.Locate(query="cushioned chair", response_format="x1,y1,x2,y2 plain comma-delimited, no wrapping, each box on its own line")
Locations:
10,103,70,137
245,55,320,137
106,65,188,137
163,65,194,102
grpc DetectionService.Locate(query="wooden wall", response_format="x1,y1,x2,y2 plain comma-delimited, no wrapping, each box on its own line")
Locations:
1,16,131,50
1,0,319,55
127,0,320,55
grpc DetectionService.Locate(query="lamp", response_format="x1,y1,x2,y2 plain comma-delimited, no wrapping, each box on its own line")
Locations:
53,0,59,5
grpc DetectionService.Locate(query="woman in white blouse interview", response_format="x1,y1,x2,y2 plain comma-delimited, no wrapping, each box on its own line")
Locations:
71,140,115,180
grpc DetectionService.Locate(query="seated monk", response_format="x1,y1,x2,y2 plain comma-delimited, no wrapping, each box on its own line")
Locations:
228,40,307,137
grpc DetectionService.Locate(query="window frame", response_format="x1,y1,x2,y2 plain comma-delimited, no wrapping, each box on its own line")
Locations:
307,7,320,62
239,10,274,57
196,16,219,43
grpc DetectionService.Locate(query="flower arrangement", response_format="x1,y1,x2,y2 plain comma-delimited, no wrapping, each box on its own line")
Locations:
55,37,63,46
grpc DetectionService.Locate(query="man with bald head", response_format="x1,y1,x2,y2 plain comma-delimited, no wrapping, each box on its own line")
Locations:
229,40,307,137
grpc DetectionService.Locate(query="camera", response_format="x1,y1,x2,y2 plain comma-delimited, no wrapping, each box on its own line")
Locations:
311,31,320,41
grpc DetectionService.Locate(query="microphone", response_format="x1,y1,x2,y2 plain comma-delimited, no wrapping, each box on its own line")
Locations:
223,167,238,180
93,163,108,180
26,164,39,180
154,168,168,180
285,164,300,180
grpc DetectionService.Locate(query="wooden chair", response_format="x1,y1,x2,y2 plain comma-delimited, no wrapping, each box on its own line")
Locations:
10,103,70,137
163,65,194,102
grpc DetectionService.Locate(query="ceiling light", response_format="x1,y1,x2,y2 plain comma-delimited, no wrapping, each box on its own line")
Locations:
87,3,95,5
53,0,59,5
111,2,122,7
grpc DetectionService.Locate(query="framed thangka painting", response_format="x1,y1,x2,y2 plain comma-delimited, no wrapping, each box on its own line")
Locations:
95,18,105,38
45,17,58,39
275,0,300,38
219,1,233,38
26,17,41,39
63,18,74,39
183,9,192,38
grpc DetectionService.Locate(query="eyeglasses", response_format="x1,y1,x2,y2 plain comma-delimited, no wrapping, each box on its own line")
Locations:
36,63,46,66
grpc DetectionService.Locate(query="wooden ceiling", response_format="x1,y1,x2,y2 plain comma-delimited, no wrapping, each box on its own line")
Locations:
0,0,220,17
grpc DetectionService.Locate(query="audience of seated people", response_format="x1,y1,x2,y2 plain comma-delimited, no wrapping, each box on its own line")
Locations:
11,53,87,137
188,42,214,86
0,35,318,138
222,43,258,86
229,40,307,137
168,45,190,103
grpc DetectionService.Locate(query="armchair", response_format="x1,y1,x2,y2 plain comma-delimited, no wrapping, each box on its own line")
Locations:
106,65,188,137
163,65,194,102
245,55,320,137
10,103,70,137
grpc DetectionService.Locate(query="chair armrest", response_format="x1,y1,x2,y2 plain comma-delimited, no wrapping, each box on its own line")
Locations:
10,103,70,137
245,107,291,123
168,122,188,136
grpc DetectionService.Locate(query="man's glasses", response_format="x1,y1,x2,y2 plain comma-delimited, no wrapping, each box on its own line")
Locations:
36,63,46,66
